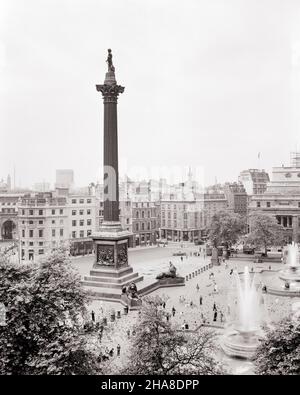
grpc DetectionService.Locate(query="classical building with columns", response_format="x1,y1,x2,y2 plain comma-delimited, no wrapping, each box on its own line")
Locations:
249,158,300,243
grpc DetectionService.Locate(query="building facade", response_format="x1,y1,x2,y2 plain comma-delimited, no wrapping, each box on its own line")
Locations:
18,193,69,261
68,194,97,255
238,169,270,195
249,160,300,243
160,200,204,242
224,182,248,217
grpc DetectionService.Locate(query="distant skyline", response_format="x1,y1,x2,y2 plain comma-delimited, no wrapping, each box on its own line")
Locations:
1,0,300,189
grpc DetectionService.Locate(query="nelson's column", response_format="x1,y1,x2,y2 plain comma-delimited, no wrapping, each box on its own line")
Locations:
82,50,143,302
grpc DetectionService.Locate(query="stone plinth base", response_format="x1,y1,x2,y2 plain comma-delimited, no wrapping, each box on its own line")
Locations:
156,276,185,287
81,226,143,301
83,266,144,290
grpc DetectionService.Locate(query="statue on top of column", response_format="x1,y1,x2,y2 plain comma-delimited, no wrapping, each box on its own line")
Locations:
106,49,115,72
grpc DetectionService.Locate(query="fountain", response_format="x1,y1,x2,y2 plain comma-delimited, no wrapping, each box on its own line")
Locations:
221,266,264,359
268,243,300,297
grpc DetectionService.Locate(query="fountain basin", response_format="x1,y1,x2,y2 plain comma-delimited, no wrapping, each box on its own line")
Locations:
279,267,300,283
221,329,261,360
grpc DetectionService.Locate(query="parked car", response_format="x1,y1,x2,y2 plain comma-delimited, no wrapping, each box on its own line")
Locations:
243,245,255,254
173,251,187,256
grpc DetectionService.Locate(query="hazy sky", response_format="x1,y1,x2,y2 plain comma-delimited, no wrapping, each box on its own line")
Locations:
1,0,300,188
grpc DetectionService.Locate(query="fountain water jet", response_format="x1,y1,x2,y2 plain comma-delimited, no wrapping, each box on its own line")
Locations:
221,266,264,359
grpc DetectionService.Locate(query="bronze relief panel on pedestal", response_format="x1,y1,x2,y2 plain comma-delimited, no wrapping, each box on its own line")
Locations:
96,245,115,266
117,243,128,266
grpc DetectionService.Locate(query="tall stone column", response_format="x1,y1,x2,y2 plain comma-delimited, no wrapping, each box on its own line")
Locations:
84,50,143,303
96,67,124,228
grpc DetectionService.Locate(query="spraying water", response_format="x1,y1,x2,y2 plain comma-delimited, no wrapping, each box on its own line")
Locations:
235,266,261,332
287,243,300,268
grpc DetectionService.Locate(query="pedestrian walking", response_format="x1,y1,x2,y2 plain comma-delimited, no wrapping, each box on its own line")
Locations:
91,310,95,322
181,256,183,262
172,306,176,317
199,295,203,305
117,344,121,356
220,312,224,323
196,283,200,292
213,302,217,311
162,302,166,309
213,311,218,322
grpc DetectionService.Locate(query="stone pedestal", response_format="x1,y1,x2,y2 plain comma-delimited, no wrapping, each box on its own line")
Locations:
82,227,143,300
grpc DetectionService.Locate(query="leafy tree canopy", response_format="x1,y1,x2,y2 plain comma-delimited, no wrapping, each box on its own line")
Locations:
208,210,246,248
254,317,300,375
122,296,225,375
0,247,100,375
246,212,286,254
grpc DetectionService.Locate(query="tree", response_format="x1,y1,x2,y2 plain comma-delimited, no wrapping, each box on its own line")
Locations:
254,318,300,375
246,212,286,256
0,248,101,375
208,210,246,251
122,296,225,375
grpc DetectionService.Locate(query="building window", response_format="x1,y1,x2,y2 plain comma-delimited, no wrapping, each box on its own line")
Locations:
29,209,34,216
87,198,91,204
267,202,271,207
148,211,150,218
298,202,300,208
29,220,34,225
72,210,76,215
72,220,76,226
39,209,43,215
79,210,84,215
79,199,84,204
29,230,33,238
136,211,139,218
60,209,63,215
22,229,25,237
52,209,55,215
257,202,261,208
52,220,55,224
38,220,43,225
87,209,91,215
126,218,129,224
80,230,84,238
72,231,76,238
136,223,139,231
142,211,145,218
87,230,92,236
39,241,43,246
147,222,150,230
29,242,34,246
38,229,43,238
38,249,44,255
72,199,77,204
52,229,55,237
60,229,64,237
142,223,145,230
87,219,92,226
80,220,84,226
